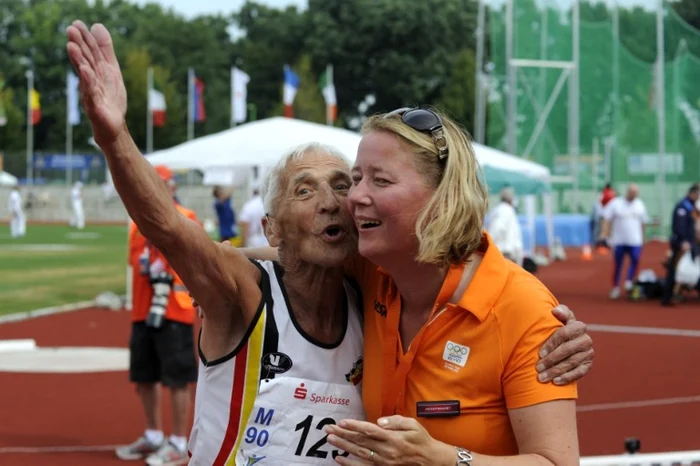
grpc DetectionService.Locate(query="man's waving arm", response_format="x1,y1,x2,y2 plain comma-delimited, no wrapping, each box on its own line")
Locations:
67,21,260,359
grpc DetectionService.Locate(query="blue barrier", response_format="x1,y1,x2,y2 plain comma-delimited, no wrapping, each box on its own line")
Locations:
517,214,593,248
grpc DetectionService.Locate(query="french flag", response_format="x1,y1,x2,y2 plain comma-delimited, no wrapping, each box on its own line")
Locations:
193,75,206,122
283,65,300,118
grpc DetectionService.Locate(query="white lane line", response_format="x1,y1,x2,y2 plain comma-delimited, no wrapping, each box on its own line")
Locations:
0,301,96,325
578,395,700,412
0,444,121,453
588,323,700,338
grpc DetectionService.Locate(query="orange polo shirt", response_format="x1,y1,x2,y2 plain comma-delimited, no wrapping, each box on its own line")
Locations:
128,204,199,325
349,234,577,456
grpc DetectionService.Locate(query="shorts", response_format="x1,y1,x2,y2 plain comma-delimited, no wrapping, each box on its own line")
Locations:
129,320,197,388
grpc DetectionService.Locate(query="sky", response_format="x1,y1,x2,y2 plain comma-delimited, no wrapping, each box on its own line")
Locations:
128,0,308,18
127,0,661,19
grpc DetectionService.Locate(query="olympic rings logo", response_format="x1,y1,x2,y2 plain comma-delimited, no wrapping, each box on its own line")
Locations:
447,343,469,355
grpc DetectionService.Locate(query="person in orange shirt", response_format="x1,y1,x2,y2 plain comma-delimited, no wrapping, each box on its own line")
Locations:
325,108,580,465
115,165,199,465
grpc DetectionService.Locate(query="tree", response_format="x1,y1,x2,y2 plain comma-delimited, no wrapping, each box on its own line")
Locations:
436,49,477,134
304,0,477,120
233,2,307,120
289,55,326,123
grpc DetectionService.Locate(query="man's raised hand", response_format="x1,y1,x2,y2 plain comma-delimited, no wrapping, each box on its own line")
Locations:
66,21,127,147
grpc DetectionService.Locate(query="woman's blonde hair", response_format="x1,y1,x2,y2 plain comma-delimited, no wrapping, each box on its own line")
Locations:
361,108,488,265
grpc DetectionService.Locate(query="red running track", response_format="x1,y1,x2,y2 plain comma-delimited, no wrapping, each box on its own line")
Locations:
1,241,699,464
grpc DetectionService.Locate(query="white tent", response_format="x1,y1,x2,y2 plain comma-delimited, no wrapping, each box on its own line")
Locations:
146,117,554,254
473,143,550,183
0,171,18,186
146,117,550,179
146,117,362,171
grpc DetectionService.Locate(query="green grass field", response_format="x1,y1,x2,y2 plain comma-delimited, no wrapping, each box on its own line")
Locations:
0,224,129,316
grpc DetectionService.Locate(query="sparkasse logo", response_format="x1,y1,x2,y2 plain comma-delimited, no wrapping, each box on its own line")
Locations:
294,383,308,400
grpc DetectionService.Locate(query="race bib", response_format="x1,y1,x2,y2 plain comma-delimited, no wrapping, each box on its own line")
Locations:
235,376,365,465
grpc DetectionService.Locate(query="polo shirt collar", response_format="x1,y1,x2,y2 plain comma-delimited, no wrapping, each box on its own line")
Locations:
451,233,509,321
376,232,509,322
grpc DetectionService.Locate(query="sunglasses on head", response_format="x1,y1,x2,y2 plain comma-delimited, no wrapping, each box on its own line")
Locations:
385,107,448,160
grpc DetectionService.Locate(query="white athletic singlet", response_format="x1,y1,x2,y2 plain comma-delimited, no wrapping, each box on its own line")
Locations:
188,260,365,466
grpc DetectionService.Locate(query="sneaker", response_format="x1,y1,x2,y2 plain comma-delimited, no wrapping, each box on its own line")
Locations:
115,436,161,460
145,441,189,466
609,287,620,299
624,280,634,292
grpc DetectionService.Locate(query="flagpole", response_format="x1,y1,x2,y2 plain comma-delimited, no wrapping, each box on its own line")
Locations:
231,67,237,129
146,67,153,153
656,0,666,229
326,64,332,126
66,72,73,187
187,67,194,141
26,69,34,185
474,0,486,143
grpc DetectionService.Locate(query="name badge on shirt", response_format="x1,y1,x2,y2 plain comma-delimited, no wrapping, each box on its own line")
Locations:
416,400,461,418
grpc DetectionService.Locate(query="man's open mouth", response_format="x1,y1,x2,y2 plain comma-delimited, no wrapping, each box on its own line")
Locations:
322,225,346,242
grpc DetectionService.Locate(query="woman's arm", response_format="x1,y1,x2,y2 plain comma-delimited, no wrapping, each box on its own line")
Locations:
239,246,279,261
430,401,578,466
326,402,578,466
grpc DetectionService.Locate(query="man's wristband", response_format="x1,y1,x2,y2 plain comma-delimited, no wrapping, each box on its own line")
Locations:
456,447,473,465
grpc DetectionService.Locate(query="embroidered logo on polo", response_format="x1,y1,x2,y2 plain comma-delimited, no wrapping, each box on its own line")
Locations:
442,340,470,372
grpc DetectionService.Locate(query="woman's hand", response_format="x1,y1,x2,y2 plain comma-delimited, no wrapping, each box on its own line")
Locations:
325,416,453,465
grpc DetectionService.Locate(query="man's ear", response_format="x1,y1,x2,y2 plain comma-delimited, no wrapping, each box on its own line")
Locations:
262,215,281,247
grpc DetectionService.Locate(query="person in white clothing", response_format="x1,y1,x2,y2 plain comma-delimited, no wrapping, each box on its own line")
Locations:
71,181,85,229
8,186,26,238
599,184,650,299
487,186,524,266
239,183,268,247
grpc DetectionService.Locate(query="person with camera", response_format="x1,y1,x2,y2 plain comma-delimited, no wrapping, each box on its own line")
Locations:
116,164,198,465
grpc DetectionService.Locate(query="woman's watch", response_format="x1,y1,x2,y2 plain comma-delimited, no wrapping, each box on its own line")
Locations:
456,447,473,465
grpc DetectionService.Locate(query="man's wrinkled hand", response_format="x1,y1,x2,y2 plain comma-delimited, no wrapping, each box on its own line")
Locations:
66,21,127,147
537,304,594,385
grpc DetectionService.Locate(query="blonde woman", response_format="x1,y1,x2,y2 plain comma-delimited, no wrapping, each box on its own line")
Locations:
325,108,579,465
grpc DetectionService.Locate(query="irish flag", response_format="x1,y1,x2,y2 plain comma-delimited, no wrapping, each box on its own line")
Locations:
148,86,167,127
319,64,337,124
30,89,41,125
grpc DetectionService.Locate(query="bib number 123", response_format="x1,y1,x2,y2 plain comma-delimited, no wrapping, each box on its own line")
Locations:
294,414,350,460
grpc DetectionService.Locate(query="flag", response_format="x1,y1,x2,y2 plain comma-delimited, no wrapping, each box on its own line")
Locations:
319,64,337,124
67,71,80,125
231,67,250,124
148,86,167,127
191,73,206,122
0,76,7,127
283,65,300,118
30,89,41,125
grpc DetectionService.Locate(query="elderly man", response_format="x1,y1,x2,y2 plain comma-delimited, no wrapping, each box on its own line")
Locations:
599,184,649,299
67,21,594,465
